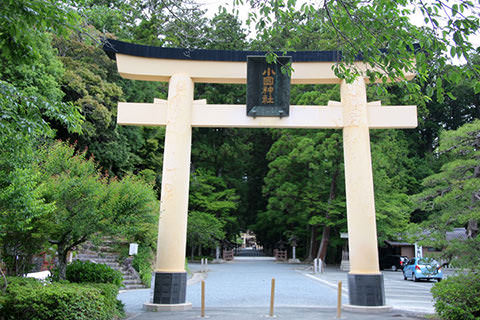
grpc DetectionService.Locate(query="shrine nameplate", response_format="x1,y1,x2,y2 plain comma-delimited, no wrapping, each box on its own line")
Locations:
247,56,291,118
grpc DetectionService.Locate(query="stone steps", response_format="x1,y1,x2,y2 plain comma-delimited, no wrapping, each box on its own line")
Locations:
123,284,146,290
75,241,146,290
123,279,143,285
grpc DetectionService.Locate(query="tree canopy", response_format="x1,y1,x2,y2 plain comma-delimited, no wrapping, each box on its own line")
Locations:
0,0,479,275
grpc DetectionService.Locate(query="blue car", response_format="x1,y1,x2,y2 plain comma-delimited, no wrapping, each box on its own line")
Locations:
403,257,443,282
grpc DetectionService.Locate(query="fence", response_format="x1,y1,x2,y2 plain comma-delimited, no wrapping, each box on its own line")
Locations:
223,249,234,261
273,249,287,261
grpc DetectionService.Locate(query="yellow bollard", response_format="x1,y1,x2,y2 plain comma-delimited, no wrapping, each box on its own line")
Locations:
337,281,342,319
270,278,275,317
201,280,205,318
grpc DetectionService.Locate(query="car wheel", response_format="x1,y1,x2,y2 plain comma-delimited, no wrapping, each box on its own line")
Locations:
413,274,418,282
437,278,442,282
391,265,397,272
403,272,407,280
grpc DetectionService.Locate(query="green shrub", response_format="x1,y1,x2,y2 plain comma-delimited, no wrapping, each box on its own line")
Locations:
87,283,125,318
132,246,153,287
66,260,123,286
0,277,123,320
431,272,480,320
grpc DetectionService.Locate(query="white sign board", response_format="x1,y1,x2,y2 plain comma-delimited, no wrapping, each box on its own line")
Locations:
129,243,139,255
414,243,423,258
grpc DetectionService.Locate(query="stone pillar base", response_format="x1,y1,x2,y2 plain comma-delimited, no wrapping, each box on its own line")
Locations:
211,259,225,264
340,259,350,271
144,302,192,311
347,273,385,306
152,272,187,305
343,304,392,313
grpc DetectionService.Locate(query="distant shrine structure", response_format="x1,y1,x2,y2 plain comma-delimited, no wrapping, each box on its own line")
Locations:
104,39,417,310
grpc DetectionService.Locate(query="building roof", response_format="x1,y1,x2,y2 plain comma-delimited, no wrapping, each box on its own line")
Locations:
446,228,467,241
385,228,467,246
385,240,412,247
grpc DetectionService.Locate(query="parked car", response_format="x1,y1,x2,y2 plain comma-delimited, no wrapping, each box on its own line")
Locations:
403,257,443,282
379,255,408,271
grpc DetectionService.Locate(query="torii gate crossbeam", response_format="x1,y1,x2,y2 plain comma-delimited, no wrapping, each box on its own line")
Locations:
104,39,417,311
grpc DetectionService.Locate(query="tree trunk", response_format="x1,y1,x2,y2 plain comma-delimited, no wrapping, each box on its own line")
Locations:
0,265,7,293
198,244,202,257
467,219,478,238
191,245,195,261
316,226,331,261
310,226,319,262
57,244,68,280
316,165,339,262
306,225,317,262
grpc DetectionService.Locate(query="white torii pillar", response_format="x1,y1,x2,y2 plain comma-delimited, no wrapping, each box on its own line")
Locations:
111,49,417,311
341,78,385,307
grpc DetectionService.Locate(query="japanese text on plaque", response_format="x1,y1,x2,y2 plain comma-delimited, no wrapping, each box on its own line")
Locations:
262,67,275,104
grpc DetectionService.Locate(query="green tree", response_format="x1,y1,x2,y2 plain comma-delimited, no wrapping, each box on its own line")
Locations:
243,0,480,97
36,142,109,279
36,141,158,279
0,81,82,275
205,9,247,50
106,174,159,249
0,0,79,66
413,120,480,269
187,169,239,255
370,130,414,243
257,129,346,261
53,33,144,176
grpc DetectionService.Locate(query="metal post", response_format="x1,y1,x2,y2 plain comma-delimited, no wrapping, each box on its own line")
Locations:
269,278,275,317
337,281,342,319
314,258,320,273
201,280,205,317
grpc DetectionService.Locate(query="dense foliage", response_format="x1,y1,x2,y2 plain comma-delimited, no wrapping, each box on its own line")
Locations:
413,120,480,269
0,0,479,287
431,272,480,320
0,277,124,320
65,260,123,287
244,0,480,96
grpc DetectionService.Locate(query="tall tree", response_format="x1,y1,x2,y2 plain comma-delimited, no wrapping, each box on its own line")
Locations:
412,120,480,269
188,169,239,254
0,82,81,275
256,129,346,261
36,141,158,279
53,33,144,177
244,0,480,97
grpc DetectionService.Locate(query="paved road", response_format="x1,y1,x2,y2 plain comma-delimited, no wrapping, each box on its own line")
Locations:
187,257,339,308
120,257,338,313
308,266,450,313
119,258,436,319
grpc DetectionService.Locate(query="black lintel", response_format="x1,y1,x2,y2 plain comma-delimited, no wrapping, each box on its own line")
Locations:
102,39,343,62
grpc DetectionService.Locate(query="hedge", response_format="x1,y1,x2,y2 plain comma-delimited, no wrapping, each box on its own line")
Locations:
431,272,480,320
0,277,124,320
66,260,123,287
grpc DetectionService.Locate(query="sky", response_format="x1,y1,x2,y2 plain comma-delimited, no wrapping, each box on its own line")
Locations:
197,0,479,65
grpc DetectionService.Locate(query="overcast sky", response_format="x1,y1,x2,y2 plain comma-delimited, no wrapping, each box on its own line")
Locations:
196,0,478,64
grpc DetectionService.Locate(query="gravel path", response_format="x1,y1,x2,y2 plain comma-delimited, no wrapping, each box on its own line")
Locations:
186,258,338,308
119,257,337,313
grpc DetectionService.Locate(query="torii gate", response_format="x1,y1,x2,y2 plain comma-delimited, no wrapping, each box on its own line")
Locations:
104,39,417,311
